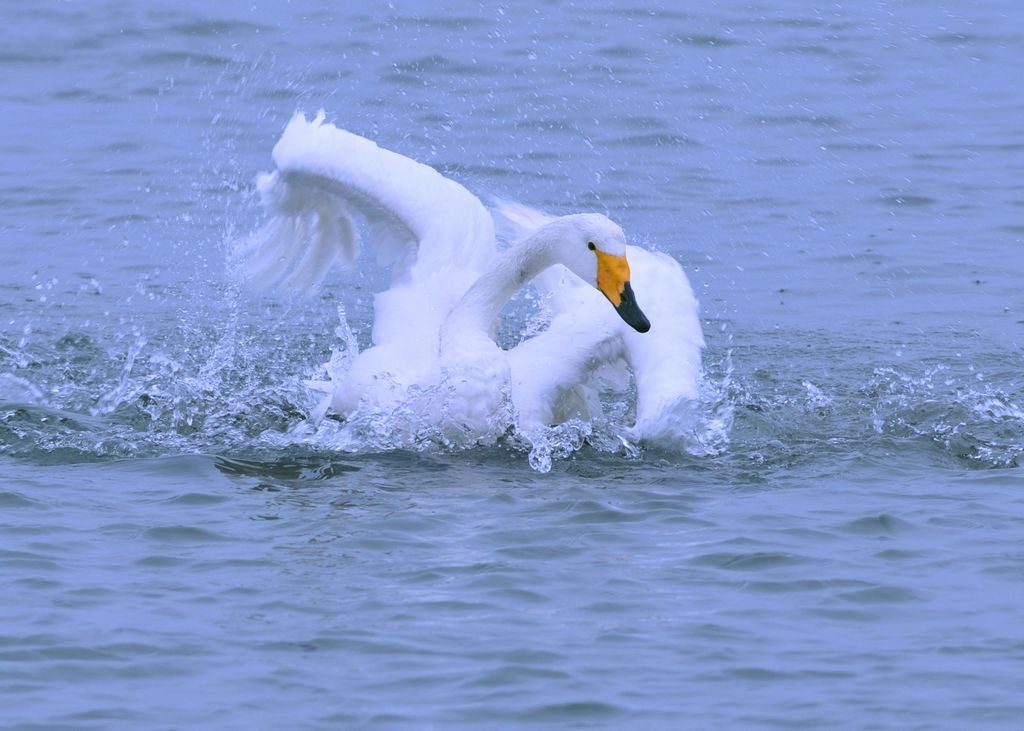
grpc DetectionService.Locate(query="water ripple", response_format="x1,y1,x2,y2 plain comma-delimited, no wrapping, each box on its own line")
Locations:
3,0,1024,727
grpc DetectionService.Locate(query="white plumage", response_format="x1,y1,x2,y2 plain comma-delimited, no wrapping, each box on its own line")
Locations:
235,112,705,453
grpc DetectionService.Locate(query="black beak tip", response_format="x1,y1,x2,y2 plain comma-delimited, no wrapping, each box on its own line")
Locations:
614,282,651,334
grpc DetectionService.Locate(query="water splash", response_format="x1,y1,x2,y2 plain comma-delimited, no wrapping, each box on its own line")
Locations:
686,351,736,457
5,263,1019,476
92,332,148,417
868,364,1024,467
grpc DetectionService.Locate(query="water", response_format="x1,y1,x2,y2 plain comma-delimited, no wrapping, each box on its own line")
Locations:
2,0,1023,727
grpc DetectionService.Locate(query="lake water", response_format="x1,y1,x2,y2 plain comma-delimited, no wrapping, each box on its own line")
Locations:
2,0,1023,728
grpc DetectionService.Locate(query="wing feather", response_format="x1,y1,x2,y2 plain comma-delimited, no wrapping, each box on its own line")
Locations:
235,112,495,295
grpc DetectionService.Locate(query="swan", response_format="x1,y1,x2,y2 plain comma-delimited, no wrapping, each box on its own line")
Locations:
235,112,704,449
437,211,651,440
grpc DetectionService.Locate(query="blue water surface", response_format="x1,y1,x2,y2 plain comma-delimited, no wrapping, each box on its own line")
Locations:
1,1,1023,728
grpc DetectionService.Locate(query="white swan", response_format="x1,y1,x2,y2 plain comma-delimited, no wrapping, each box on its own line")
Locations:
236,112,704,449
495,203,704,442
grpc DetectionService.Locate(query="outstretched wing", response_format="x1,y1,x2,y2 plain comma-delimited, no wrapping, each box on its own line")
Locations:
235,112,496,347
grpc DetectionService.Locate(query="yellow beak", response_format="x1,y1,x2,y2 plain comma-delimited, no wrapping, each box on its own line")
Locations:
595,250,651,333
596,250,630,307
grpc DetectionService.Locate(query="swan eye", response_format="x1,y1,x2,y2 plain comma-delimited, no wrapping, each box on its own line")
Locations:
587,241,596,251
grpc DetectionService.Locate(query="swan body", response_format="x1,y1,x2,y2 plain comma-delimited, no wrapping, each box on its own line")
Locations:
236,112,704,451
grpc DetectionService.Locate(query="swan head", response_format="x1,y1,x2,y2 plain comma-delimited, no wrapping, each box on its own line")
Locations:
554,214,651,333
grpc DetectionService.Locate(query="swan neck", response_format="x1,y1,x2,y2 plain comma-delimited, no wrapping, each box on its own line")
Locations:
447,228,559,335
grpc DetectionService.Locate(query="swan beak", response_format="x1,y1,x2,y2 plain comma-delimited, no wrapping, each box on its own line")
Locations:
615,281,651,333
596,251,651,333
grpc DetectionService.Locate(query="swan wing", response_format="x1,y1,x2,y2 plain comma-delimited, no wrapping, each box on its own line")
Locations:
236,112,496,311
508,302,624,430
621,246,704,441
